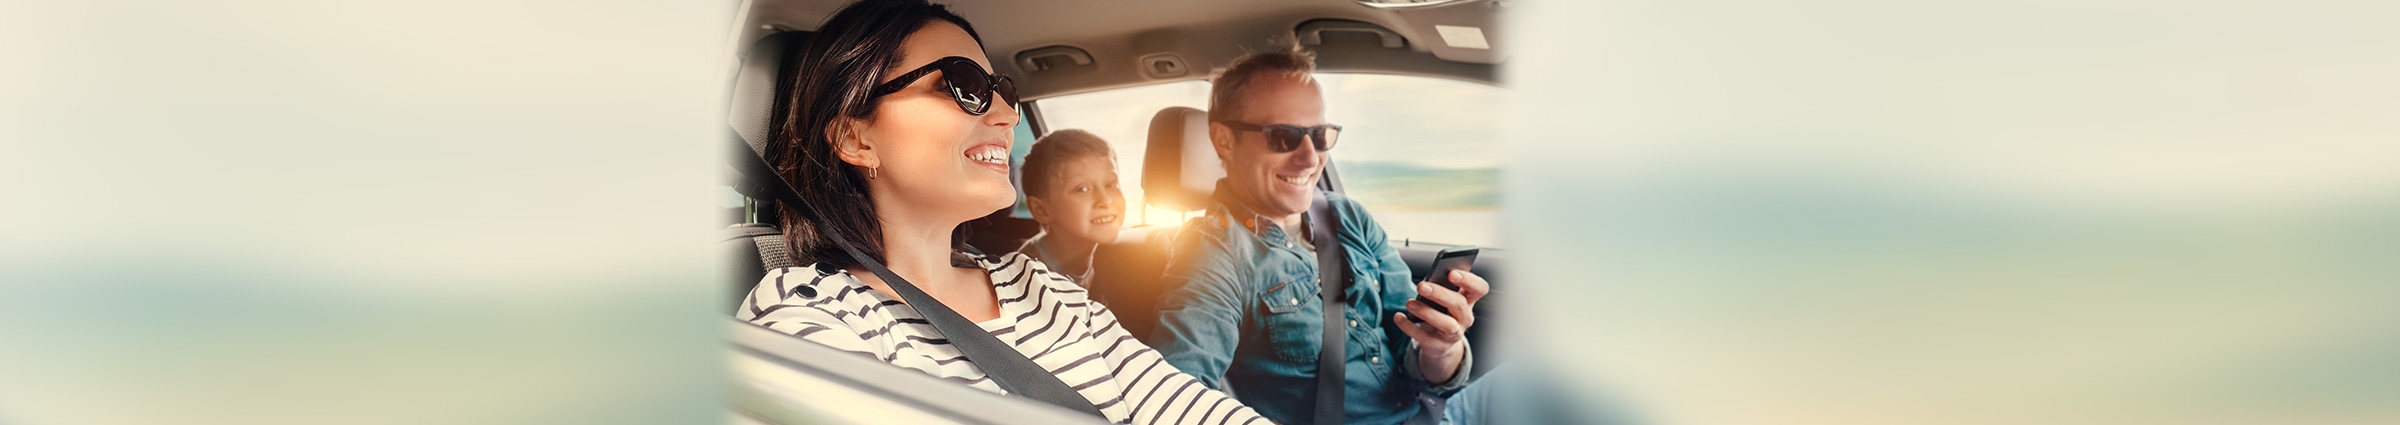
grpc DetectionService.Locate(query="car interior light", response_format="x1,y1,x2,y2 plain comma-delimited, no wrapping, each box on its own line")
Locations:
1435,25,1490,49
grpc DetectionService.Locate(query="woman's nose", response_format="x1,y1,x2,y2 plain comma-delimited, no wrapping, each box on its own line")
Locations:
985,101,1021,127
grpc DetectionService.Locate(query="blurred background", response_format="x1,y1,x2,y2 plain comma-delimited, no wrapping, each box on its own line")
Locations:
1504,1,2400,424
5,0,2396,424
3,1,735,424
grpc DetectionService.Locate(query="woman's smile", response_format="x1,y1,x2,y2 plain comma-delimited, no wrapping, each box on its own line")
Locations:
966,140,1011,173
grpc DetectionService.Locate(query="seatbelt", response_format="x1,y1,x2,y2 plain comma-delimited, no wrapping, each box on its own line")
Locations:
729,137,1105,417
1309,195,1351,425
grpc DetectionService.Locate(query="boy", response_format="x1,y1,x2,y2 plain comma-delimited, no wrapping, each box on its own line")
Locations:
1016,129,1125,287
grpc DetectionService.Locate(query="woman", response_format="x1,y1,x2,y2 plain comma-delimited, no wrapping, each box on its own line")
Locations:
1015,129,1125,287
733,1,1266,424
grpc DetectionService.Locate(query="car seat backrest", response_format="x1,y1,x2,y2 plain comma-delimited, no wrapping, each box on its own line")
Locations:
730,31,812,158
1139,106,1223,212
724,223,798,309
1083,106,1227,337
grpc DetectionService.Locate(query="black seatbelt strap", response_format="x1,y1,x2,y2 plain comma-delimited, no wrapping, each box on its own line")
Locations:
1309,195,1350,425
730,137,1104,417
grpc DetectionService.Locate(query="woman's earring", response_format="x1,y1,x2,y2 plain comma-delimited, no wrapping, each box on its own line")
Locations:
868,167,878,180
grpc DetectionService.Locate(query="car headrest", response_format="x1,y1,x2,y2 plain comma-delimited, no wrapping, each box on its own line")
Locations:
726,31,814,200
729,31,814,158
1141,107,1223,212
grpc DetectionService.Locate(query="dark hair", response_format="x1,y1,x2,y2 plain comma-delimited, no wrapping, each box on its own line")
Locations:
770,0,985,269
1019,129,1115,200
1207,41,1317,124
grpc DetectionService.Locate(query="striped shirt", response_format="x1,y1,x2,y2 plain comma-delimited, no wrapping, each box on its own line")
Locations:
737,252,1269,425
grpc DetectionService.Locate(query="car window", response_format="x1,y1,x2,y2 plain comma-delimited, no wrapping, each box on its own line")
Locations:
1318,74,1502,248
1029,75,1500,247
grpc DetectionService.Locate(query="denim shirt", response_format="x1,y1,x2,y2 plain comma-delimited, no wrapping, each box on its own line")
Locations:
1147,181,1471,425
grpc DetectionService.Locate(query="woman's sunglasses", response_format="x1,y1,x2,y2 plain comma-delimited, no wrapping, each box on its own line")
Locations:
870,56,1020,116
1219,121,1342,153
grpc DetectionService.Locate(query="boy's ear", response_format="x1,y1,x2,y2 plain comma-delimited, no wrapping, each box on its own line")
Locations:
1024,197,1052,226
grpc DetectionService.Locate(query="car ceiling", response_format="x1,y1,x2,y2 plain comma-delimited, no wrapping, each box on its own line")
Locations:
736,0,1505,101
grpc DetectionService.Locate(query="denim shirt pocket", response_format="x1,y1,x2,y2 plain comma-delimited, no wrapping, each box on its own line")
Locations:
1256,277,1322,364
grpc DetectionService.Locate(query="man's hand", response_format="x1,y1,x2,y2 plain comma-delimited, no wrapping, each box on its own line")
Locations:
1391,268,1489,384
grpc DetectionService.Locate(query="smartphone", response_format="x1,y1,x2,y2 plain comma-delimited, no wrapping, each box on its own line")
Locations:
1405,246,1478,324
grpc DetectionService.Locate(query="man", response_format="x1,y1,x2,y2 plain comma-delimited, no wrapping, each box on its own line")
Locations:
1147,45,1490,425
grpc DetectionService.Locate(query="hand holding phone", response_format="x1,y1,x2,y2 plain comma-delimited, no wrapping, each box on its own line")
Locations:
1405,246,1478,324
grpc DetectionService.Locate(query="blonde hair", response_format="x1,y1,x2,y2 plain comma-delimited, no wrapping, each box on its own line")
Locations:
1207,42,1317,124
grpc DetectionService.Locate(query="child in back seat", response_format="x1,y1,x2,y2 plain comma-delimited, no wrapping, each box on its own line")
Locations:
1013,129,1125,288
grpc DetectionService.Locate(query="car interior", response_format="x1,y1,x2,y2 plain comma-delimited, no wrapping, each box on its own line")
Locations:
721,0,1508,422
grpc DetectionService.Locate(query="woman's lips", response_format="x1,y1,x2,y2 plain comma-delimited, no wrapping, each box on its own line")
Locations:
965,141,1009,173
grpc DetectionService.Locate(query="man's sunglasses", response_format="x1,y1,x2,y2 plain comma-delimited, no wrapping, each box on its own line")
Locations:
870,56,1020,116
1219,121,1342,153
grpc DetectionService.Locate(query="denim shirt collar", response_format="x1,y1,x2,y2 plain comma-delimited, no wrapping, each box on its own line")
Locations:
1209,179,1375,304
1207,179,1314,246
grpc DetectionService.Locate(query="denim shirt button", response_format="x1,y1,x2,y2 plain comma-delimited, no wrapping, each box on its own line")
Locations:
1289,297,1299,305
1370,356,1381,364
